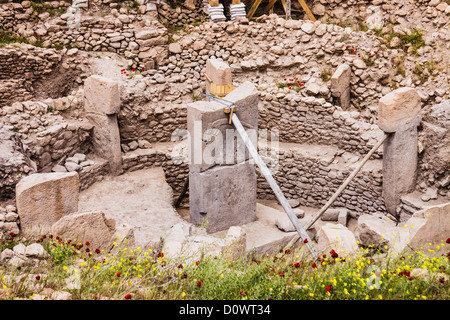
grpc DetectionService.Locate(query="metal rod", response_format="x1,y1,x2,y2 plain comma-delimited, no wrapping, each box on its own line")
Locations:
304,133,389,231
231,112,318,258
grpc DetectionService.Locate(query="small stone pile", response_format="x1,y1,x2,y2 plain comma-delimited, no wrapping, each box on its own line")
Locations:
0,205,20,239
51,153,93,173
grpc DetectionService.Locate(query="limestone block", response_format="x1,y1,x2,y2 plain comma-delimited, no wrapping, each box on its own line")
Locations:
84,75,120,115
189,162,257,233
16,172,79,237
51,211,116,250
409,202,450,249
187,81,258,173
317,223,358,256
330,63,351,109
86,113,122,175
382,116,420,216
205,58,232,86
222,226,246,261
378,87,421,133
353,214,397,248
24,243,49,259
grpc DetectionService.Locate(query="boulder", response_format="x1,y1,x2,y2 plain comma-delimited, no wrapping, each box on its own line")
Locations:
353,214,397,248
16,172,79,237
51,211,116,250
24,243,49,259
317,223,358,256
408,202,450,250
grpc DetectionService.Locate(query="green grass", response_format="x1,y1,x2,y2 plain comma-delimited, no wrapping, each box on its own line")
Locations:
1,233,449,300
275,78,305,92
0,30,30,47
0,29,47,48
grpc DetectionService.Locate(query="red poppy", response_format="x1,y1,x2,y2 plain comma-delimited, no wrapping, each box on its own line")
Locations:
126,74,129,76
132,68,135,72
196,280,202,288
311,263,317,269
95,248,101,254
240,290,247,296
9,232,15,237
278,271,284,277
86,241,90,246
178,264,183,269
330,249,338,258
326,284,333,293
284,249,290,254
303,238,308,244
124,294,131,300
157,252,164,258
294,262,300,268
85,248,90,253
116,272,121,277
35,275,40,281
446,238,450,244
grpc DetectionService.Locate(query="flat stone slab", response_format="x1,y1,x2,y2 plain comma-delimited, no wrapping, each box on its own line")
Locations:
78,167,184,248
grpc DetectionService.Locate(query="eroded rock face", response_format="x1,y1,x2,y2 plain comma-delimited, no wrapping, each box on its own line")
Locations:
0,126,35,201
419,100,450,193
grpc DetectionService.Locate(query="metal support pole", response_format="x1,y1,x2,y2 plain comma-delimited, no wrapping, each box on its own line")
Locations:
286,0,291,20
231,112,317,259
304,133,388,231
285,133,388,250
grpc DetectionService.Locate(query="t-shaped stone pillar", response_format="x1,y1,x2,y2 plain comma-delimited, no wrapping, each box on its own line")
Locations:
188,81,258,233
84,75,123,175
378,87,421,220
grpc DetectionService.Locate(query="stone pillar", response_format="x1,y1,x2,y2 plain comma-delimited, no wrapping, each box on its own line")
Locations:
205,58,234,98
378,87,421,219
330,63,351,110
188,81,258,233
84,75,122,175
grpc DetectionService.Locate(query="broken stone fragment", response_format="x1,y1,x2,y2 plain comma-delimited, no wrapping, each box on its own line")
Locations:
317,223,358,256
51,211,116,251
24,243,49,259
353,214,397,248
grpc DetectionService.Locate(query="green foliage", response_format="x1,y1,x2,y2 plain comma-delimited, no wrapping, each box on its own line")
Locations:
394,56,406,76
0,233,450,300
319,66,333,83
0,30,30,46
413,61,436,84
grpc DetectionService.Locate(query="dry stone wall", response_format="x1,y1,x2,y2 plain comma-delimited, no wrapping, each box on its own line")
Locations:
0,43,90,106
0,127,36,201
0,93,93,173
